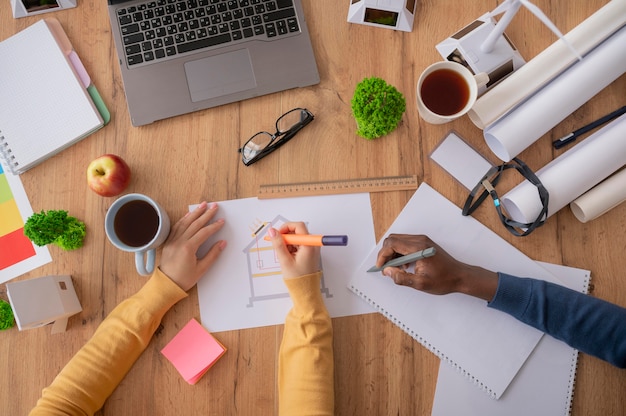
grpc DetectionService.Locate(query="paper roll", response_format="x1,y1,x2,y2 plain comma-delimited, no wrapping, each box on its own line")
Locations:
467,0,626,130
483,25,626,162
570,168,626,223
501,114,626,224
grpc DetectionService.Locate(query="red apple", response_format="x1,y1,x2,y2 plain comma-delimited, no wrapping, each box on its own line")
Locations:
87,154,131,197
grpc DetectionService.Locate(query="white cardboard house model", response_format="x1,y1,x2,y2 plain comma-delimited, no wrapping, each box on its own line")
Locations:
435,13,526,95
10,0,77,19
6,275,82,334
347,0,417,32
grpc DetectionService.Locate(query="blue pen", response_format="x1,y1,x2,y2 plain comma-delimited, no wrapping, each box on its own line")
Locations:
553,105,626,149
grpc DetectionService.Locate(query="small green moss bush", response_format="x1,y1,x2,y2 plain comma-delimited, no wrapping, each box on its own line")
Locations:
24,210,86,251
351,77,406,140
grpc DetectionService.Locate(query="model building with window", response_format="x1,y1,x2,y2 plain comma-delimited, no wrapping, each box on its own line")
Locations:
347,0,417,32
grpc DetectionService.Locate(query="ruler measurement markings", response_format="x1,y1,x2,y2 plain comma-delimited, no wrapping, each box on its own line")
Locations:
258,175,418,199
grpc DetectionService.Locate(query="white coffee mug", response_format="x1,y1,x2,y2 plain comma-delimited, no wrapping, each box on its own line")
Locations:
105,193,171,276
416,61,489,124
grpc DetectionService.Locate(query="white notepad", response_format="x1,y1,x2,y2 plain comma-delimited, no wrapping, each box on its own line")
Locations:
432,261,590,416
348,183,566,399
0,19,105,174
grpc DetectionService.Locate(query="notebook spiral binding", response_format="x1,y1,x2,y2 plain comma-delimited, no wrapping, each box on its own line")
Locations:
0,132,20,174
349,283,498,399
564,350,580,415
563,273,589,416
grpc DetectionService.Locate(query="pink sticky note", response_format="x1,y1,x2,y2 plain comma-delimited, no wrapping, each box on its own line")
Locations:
161,318,227,385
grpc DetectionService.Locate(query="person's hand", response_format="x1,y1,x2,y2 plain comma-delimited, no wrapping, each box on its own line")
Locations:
375,234,498,300
267,222,320,279
159,202,226,291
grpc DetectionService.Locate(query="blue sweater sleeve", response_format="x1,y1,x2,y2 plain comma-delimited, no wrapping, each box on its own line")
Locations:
488,272,626,368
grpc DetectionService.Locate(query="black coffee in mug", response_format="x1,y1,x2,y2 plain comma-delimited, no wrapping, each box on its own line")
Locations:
113,200,160,247
420,68,470,116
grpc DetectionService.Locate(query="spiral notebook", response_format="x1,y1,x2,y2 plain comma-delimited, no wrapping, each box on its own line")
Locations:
348,183,570,399
432,261,590,416
0,19,109,174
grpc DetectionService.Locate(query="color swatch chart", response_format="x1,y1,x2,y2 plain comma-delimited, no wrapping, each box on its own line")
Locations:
0,163,50,284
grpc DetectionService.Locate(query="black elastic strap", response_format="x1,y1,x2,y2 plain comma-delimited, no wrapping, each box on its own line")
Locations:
462,158,549,237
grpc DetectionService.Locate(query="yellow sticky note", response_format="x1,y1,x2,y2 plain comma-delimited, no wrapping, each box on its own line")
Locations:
161,318,227,385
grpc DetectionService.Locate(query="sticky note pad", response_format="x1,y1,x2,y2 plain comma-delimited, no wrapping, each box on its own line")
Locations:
430,131,494,191
161,318,227,385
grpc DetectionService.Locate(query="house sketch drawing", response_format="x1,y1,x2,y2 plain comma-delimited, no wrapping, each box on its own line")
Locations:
243,215,332,307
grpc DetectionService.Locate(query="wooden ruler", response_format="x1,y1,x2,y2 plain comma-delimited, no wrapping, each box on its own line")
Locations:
257,175,419,199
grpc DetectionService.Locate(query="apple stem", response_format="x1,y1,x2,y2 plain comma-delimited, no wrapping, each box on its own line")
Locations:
96,169,106,176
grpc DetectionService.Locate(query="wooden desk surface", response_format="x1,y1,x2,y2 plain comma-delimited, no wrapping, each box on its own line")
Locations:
1,0,624,414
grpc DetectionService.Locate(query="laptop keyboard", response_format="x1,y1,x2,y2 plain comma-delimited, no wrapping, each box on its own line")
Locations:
116,0,300,67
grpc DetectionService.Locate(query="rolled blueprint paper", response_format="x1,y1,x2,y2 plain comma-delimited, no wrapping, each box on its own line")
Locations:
570,168,626,223
501,114,626,224
467,0,626,130
483,25,626,162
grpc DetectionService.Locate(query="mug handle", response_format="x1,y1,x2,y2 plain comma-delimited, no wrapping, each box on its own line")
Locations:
135,249,156,276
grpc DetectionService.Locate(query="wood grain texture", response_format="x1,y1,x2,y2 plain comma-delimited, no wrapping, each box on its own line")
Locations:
1,0,624,414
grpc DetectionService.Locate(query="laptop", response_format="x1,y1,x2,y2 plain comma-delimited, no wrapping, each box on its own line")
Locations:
107,0,320,126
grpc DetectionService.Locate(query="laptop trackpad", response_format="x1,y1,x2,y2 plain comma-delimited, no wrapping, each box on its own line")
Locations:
184,49,257,103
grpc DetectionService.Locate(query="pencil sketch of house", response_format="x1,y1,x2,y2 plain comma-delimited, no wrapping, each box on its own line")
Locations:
243,215,332,307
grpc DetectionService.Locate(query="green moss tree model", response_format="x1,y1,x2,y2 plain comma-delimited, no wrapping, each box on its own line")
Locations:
24,210,86,251
0,300,14,330
351,77,406,140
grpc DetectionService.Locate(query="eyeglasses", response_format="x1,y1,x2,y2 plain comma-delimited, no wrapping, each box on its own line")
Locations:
238,108,314,166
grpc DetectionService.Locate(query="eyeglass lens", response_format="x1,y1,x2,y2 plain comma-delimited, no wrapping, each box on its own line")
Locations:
242,132,273,161
276,108,308,133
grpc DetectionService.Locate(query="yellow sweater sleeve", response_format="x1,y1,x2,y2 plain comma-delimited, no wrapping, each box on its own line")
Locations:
278,272,334,416
29,268,187,416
